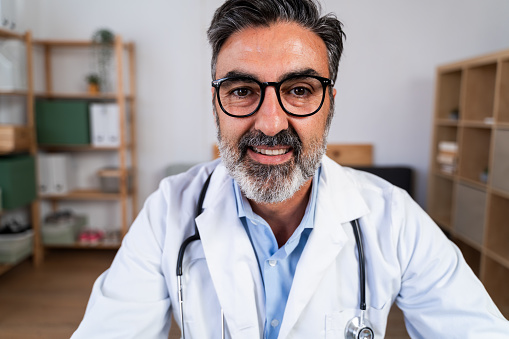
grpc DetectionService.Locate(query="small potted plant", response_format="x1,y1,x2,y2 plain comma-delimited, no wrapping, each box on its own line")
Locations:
86,73,100,94
92,28,115,92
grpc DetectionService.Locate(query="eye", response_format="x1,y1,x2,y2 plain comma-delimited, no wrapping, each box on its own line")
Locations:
289,87,310,96
232,87,251,97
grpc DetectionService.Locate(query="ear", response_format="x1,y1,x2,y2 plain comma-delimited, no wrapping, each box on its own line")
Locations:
333,88,337,99
211,87,217,117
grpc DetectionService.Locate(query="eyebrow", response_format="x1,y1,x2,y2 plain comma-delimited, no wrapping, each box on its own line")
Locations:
221,68,321,82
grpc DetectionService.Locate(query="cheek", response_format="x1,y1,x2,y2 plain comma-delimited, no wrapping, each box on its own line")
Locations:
217,116,253,142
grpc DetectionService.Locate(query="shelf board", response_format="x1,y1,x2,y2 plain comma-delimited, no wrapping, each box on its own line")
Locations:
0,89,29,96
452,232,483,252
490,188,509,200
34,39,132,49
0,148,31,156
484,249,509,272
0,28,24,39
35,93,133,100
496,122,509,130
461,120,494,129
431,214,453,231
40,189,126,201
457,177,488,191
38,145,120,152
436,119,459,127
432,170,456,181
44,242,120,250
0,263,14,276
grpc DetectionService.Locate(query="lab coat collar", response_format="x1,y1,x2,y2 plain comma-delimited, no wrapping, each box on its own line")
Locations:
278,156,370,338
195,164,265,338
197,157,370,338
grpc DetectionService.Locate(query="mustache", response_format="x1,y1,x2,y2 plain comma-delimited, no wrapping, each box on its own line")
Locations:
238,128,303,158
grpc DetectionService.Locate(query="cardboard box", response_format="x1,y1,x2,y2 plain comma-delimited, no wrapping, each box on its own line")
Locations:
0,125,30,153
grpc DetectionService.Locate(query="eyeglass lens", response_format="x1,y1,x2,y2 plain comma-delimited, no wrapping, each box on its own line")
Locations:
217,76,325,116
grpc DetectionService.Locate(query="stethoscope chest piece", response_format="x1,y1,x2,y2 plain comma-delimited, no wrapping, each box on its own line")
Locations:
345,315,375,339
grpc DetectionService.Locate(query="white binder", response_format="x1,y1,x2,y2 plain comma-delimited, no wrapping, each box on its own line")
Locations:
89,103,120,147
38,153,74,195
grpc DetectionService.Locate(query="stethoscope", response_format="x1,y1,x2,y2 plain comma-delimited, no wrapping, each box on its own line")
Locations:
176,172,375,339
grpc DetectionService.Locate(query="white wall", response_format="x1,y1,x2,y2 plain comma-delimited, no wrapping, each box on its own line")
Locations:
23,0,509,209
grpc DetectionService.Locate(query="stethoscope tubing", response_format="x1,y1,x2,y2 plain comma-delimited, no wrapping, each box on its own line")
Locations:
351,218,367,311
176,171,371,338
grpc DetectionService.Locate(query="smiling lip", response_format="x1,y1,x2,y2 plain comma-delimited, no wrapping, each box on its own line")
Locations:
247,146,293,165
252,146,291,156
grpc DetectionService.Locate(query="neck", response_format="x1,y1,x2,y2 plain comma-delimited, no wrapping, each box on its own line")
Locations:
249,178,313,248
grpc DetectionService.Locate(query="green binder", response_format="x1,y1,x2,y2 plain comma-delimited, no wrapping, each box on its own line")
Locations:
0,155,36,210
35,100,91,145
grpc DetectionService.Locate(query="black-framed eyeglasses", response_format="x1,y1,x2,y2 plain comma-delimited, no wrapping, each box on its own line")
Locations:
211,74,334,118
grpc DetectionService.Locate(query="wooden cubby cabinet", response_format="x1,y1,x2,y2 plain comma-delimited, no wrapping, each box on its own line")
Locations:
427,48,509,318
32,36,139,258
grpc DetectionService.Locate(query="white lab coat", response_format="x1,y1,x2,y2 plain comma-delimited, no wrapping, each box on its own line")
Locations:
72,156,509,339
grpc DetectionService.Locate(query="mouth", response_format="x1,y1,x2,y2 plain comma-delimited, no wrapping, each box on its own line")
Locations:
251,146,291,156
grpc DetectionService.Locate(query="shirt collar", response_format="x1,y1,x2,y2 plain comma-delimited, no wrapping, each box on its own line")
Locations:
233,166,321,252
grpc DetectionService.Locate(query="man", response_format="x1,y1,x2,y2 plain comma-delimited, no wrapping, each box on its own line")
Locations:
72,0,509,338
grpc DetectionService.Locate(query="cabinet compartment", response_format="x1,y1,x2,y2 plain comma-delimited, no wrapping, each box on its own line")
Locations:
454,238,481,277
436,70,462,120
453,183,486,247
458,127,491,184
0,155,36,209
483,257,509,318
463,63,497,122
491,129,509,194
427,175,454,229
433,125,458,174
35,99,90,145
485,193,509,262
497,60,509,124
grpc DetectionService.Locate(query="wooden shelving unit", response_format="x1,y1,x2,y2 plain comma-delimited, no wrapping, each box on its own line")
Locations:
0,28,41,275
427,48,509,318
32,36,138,256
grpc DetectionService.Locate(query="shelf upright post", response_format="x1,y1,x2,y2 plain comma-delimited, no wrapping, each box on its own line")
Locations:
114,35,128,238
127,42,138,219
24,31,44,266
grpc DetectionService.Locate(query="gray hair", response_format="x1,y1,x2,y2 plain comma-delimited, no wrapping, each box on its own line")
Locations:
207,0,346,82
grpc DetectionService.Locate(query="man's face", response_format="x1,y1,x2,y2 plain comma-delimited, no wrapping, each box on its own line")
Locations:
214,22,336,203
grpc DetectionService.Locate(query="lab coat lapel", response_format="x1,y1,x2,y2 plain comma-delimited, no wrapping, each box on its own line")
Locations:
278,157,370,338
196,166,264,338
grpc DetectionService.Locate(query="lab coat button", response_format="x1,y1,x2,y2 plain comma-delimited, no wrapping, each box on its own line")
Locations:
271,319,279,327
268,260,277,267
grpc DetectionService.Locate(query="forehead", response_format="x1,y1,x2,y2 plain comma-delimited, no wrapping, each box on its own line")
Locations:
215,22,329,80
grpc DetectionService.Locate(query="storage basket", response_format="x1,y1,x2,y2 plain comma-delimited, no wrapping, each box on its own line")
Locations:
0,229,33,264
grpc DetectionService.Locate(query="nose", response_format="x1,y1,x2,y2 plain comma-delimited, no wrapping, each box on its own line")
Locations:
254,86,289,136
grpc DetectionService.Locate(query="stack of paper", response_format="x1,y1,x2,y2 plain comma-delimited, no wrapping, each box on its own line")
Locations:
437,141,458,174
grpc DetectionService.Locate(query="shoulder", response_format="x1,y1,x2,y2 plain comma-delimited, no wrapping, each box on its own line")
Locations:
156,159,221,202
320,155,407,205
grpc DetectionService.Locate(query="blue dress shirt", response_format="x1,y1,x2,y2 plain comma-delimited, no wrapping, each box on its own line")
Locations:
233,167,321,339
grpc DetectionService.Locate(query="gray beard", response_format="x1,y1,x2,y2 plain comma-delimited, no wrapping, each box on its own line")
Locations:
217,127,327,204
